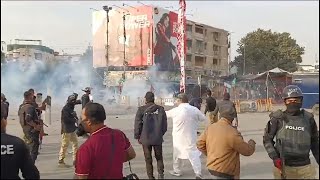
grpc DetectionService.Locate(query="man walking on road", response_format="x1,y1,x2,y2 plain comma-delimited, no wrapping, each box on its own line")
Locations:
197,105,256,179
263,85,319,179
58,94,80,167
204,89,217,124
166,93,206,179
134,91,167,179
212,93,239,128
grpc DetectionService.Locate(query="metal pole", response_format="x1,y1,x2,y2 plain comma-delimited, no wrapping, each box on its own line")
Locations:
103,6,112,88
243,43,246,75
123,13,127,80
228,34,231,75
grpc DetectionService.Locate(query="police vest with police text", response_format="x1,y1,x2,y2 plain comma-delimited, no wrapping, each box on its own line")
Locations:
276,110,312,157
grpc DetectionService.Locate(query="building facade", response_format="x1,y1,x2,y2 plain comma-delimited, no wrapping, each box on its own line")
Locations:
185,20,229,78
92,5,230,80
5,39,55,62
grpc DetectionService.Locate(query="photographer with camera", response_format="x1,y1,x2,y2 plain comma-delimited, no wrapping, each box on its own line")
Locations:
74,103,136,179
58,94,80,167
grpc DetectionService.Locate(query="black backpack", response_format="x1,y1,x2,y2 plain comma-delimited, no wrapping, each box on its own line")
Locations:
140,104,165,145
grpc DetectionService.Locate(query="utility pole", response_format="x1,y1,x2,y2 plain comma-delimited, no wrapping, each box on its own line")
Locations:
227,32,234,75
103,5,112,88
243,43,246,75
122,12,130,82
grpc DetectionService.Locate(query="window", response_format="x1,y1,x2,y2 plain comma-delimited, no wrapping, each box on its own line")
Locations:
213,58,218,65
212,32,219,41
213,45,219,52
187,40,192,49
218,59,221,66
35,53,42,60
187,24,192,32
186,70,192,76
195,26,204,34
186,54,192,62
195,56,205,66
196,40,204,53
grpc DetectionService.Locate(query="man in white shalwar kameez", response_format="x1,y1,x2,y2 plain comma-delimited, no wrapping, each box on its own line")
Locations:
166,93,206,179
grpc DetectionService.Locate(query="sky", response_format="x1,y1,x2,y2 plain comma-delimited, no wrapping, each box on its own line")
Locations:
1,1,319,65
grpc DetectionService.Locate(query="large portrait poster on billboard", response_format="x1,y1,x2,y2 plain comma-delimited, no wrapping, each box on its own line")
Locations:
153,7,181,71
92,6,153,68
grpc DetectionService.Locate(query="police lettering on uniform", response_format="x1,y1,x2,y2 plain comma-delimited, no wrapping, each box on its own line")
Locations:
1,99,40,179
18,91,42,164
263,85,319,179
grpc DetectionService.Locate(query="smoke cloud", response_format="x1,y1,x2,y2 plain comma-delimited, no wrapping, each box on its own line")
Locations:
1,58,179,107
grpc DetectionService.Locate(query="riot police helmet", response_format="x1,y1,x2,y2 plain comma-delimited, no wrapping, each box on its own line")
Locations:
282,85,303,100
82,87,92,93
67,94,77,103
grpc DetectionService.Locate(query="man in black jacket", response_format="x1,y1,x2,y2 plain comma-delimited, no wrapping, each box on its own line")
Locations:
81,87,92,109
134,92,167,179
204,89,217,124
1,100,40,179
58,94,80,167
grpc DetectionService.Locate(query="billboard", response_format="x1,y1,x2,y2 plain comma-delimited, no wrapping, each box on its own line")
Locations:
153,7,181,71
92,6,153,68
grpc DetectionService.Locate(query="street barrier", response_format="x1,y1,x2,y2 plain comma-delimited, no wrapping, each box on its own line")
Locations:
162,98,175,106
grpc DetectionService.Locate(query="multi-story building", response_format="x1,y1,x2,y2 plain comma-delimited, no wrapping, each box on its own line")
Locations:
185,20,229,78
93,5,230,80
5,39,55,61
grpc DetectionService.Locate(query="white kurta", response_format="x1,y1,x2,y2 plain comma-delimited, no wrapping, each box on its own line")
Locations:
166,103,206,159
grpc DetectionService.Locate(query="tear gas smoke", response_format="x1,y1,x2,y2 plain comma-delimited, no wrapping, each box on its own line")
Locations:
1,58,179,107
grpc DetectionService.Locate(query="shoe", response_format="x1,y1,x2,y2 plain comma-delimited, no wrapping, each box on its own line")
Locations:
58,160,71,168
169,170,182,177
158,174,164,179
44,133,49,136
195,174,202,179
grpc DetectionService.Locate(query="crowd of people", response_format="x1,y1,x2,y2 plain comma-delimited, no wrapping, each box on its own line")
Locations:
1,85,319,179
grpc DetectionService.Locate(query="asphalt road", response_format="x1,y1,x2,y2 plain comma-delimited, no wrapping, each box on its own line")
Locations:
5,104,319,179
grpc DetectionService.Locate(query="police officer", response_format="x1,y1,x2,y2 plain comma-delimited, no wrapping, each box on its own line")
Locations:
18,90,43,164
28,89,48,136
1,100,40,179
81,87,92,109
263,85,319,179
58,93,80,167
1,93,9,120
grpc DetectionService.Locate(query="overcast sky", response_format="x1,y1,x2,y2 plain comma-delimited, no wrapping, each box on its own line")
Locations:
1,1,319,65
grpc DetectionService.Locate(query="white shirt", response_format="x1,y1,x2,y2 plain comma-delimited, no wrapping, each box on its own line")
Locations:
166,103,206,159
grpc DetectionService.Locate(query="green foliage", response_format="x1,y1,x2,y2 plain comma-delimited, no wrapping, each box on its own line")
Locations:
233,29,304,74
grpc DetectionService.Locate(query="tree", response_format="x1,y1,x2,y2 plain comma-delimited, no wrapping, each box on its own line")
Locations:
233,29,304,74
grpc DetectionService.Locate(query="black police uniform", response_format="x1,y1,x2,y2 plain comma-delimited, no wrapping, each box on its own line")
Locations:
61,102,78,134
1,133,40,179
81,94,90,109
18,100,41,163
263,85,319,168
263,109,319,166
1,101,9,120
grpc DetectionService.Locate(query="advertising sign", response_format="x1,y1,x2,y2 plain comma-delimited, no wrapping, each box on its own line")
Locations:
92,6,153,67
153,7,181,71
